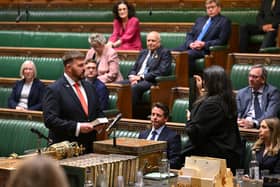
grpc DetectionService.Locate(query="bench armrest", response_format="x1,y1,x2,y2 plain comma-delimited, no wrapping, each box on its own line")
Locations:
259,47,280,53
155,75,176,82
209,45,228,51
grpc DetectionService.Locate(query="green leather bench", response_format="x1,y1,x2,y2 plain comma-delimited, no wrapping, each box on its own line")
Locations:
0,119,48,157
0,56,63,80
0,87,12,108
0,9,257,23
230,64,280,90
0,30,185,49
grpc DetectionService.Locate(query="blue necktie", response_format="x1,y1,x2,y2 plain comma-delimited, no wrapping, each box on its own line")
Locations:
254,92,262,119
197,18,212,41
150,131,157,140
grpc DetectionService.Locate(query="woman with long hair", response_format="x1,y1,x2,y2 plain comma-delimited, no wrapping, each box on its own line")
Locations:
184,65,242,173
253,118,280,174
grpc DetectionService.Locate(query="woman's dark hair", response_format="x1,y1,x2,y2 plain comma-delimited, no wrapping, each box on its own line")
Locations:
198,65,236,116
112,0,135,20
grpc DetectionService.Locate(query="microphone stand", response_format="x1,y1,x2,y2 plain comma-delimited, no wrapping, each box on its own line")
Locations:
35,134,42,155
113,127,116,147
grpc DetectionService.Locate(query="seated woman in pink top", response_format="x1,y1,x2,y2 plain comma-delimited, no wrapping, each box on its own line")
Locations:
107,0,142,50
85,33,123,83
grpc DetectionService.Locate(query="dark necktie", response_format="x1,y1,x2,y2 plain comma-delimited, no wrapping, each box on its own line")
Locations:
150,131,157,140
197,18,212,41
254,92,261,119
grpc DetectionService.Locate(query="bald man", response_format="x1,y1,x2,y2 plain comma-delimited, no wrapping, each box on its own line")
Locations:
127,31,172,107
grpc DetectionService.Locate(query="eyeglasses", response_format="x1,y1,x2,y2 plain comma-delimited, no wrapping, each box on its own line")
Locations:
206,5,217,10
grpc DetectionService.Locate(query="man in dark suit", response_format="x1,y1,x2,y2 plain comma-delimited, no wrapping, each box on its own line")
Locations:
84,59,109,111
127,31,172,107
173,0,231,76
237,64,280,129
239,0,280,52
138,102,182,169
43,51,104,153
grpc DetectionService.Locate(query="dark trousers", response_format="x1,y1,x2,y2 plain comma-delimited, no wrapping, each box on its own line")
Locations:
239,24,277,52
187,49,204,77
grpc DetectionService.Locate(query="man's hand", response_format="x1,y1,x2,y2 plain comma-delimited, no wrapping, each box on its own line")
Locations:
80,123,94,133
93,124,106,134
237,118,254,129
129,75,141,85
189,41,205,50
16,106,26,111
262,24,275,32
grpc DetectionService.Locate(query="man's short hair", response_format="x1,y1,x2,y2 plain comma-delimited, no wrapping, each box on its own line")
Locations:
85,58,97,65
152,102,169,118
205,0,221,6
62,51,85,66
250,64,268,81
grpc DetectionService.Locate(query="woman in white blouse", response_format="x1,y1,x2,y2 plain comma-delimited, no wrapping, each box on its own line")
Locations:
8,60,45,111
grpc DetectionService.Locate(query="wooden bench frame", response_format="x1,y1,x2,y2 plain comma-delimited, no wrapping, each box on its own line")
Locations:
226,52,280,75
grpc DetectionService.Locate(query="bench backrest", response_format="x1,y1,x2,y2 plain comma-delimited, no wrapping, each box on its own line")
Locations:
0,119,48,156
230,64,280,90
0,87,12,108
0,9,258,24
0,30,185,50
0,56,63,80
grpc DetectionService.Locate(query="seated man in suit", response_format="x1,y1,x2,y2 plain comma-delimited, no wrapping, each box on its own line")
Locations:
43,51,104,153
173,0,231,76
237,64,280,129
126,31,171,110
138,102,182,169
84,59,109,111
239,0,280,52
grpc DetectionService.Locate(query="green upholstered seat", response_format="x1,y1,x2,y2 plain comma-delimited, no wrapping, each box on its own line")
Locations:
0,87,12,108
230,64,280,90
0,9,257,23
0,119,48,157
242,141,254,172
171,98,189,123
0,56,63,80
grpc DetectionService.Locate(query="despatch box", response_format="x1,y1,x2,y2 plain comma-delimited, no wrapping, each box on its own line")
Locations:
93,137,167,173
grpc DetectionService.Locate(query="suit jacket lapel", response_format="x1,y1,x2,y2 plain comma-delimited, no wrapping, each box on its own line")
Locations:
158,126,168,141
62,76,84,112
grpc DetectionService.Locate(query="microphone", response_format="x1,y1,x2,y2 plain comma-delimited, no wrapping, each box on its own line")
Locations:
16,14,24,22
25,6,29,21
106,113,122,132
30,128,52,144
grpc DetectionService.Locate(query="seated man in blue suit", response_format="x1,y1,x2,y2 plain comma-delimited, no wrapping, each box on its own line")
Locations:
43,51,105,153
84,59,109,111
173,0,231,76
237,64,280,129
138,102,182,169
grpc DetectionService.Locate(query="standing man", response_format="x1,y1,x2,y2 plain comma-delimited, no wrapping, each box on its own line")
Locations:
127,31,171,108
173,0,231,76
84,59,109,111
239,0,280,52
43,51,104,153
138,102,182,169
237,64,280,129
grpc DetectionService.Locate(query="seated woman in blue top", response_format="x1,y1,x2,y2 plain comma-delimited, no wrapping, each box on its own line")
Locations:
8,60,45,111
253,118,280,174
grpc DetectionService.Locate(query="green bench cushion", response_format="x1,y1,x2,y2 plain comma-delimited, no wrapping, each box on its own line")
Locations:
171,98,189,123
0,119,48,157
0,56,63,80
231,64,280,90
0,87,12,108
0,9,257,24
